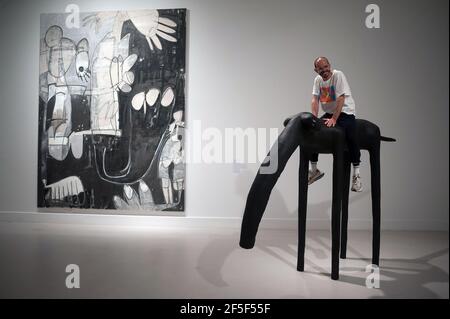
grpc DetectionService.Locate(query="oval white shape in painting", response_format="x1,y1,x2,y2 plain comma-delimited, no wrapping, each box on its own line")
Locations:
131,91,145,111
70,134,84,159
124,71,134,85
45,25,63,48
124,185,134,200
145,88,160,107
139,180,149,192
161,87,174,107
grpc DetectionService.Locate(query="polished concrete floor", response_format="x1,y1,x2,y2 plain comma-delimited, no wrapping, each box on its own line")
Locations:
0,221,448,299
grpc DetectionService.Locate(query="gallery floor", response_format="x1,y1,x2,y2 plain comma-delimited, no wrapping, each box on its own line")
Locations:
0,220,448,299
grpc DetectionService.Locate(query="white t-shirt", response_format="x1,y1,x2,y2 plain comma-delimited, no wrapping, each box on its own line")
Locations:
312,69,356,115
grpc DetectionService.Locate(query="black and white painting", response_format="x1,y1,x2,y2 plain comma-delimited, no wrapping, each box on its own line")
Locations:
38,9,186,214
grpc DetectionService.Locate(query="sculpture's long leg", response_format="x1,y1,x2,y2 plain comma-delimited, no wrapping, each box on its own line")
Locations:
239,116,302,249
340,153,351,259
297,148,309,271
370,141,381,266
331,133,344,280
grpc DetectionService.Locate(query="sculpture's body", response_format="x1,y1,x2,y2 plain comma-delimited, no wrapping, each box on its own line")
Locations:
239,112,395,280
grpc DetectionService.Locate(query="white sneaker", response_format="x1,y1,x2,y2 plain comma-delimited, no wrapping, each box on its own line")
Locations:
308,169,324,185
351,174,363,192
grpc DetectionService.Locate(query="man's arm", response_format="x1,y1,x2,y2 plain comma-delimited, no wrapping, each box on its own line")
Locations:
311,95,319,117
324,94,345,127
325,70,350,127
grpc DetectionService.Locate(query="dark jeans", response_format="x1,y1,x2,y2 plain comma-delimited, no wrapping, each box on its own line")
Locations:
310,112,361,165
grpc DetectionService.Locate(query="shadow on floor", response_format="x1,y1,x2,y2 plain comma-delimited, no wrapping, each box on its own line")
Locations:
340,247,449,298
197,227,448,298
196,170,448,298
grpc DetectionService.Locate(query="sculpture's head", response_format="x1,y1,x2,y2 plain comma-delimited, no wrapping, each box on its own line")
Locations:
283,112,320,131
299,112,319,130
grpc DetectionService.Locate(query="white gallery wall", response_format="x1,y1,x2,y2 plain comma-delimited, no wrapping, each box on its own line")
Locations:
0,0,448,230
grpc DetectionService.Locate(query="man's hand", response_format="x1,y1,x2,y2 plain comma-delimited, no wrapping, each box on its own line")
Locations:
324,94,345,127
324,117,336,127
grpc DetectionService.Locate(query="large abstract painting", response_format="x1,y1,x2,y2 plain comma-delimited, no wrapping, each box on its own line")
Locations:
38,9,186,214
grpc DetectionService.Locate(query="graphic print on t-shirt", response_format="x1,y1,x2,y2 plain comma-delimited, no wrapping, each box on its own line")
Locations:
319,86,336,103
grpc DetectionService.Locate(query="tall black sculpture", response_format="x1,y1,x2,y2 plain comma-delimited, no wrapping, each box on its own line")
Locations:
239,112,395,280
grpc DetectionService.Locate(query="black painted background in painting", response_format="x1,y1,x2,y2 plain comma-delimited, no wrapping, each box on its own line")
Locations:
37,9,186,211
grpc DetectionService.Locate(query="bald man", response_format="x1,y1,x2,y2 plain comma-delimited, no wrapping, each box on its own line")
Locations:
308,57,362,192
